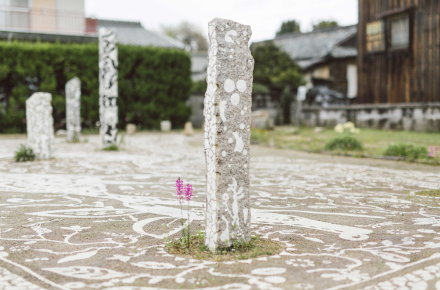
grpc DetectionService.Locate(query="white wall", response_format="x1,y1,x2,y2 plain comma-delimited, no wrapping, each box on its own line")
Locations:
10,0,28,7
56,0,83,13
312,66,330,79
346,64,357,98
0,0,11,29
56,0,84,34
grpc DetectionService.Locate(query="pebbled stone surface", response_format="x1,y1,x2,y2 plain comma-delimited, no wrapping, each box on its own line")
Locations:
0,133,439,290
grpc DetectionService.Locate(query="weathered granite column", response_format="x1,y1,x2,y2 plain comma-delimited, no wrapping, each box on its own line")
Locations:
204,18,254,251
99,28,119,146
66,77,81,142
26,92,54,160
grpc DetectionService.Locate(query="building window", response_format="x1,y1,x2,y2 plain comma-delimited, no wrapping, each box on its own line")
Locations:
366,20,385,53
10,0,29,8
389,14,409,50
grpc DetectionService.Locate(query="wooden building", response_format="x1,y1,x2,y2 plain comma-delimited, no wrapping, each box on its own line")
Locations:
358,0,440,104
253,25,358,106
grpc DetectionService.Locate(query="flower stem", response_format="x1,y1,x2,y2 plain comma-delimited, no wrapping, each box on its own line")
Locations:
180,202,184,240
187,201,190,248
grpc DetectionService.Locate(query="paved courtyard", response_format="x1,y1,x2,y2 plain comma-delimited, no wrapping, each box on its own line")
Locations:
0,133,439,290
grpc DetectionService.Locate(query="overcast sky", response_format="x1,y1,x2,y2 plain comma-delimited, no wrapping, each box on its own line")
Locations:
85,0,358,43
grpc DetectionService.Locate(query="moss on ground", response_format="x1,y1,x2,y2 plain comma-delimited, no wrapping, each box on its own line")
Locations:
415,190,440,197
166,235,283,262
102,144,119,151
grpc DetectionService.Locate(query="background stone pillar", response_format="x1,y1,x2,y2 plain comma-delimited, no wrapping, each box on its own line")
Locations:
66,77,81,142
26,92,54,160
204,18,254,251
99,28,119,146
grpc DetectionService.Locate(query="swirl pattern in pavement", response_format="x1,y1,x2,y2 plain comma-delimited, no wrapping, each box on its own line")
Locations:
0,133,439,290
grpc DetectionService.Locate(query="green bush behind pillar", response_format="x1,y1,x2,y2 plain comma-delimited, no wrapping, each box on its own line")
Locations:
0,42,192,133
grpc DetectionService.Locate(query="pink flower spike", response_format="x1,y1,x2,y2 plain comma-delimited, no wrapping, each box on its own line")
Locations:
184,184,193,201
175,178,184,203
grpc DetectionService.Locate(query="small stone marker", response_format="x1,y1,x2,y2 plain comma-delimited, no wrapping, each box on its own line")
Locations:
126,124,136,135
65,77,81,142
99,28,119,146
251,111,274,130
184,121,194,136
26,92,54,160
160,121,172,132
204,18,254,251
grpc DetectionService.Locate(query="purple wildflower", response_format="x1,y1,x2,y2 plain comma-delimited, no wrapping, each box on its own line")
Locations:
428,146,438,158
184,184,193,201
175,178,184,203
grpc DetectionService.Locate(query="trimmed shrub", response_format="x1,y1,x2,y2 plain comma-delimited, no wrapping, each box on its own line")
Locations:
383,143,428,159
325,136,363,151
14,145,35,162
0,41,192,133
191,79,207,94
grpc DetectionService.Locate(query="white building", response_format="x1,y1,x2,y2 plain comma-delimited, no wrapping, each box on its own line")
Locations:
0,0,184,49
0,0,85,35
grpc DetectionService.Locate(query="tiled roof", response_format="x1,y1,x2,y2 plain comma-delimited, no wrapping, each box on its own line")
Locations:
98,19,184,49
298,47,357,70
272,25,357,61
330,46,357,58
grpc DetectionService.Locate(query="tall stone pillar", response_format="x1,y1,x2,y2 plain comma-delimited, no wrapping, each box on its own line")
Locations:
99,28,118,146
204,18,254,251
66,77,81,142
26,92,54,160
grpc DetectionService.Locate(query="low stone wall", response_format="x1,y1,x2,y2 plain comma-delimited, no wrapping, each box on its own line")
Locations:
301,103,440,132
188,93,284,128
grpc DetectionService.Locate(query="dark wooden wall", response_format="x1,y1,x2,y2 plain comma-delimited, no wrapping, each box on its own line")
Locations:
358,0,440,103
329,58,357,95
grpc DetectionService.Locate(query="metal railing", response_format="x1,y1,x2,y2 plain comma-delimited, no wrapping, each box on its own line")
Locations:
0,6,97,35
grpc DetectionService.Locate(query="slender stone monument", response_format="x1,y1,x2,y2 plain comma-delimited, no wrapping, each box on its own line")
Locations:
26,92,54,160
160,121,172,132
184,121,194,136
204,18,254,251
99,28,119,146
126,124,136,135
66,77,81,142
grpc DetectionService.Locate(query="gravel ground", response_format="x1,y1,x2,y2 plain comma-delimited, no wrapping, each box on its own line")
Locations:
0,132,439,290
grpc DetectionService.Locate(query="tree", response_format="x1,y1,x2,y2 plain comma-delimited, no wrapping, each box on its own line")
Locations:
276,20,301,36
161,21,208,52
313,20,339,31
252,41,303,88
252,42,304,124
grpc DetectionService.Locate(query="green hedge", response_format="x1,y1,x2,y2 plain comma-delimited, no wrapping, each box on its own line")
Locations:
383,143,428,159
0,41,192,133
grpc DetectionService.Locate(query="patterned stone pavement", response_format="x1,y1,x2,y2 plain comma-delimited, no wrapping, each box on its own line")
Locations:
0,133,439,290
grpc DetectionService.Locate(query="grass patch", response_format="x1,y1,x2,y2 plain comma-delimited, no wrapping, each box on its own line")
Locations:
102,144,119,151
251,129,269,144
383,143,428,159
250,126,440,164
415,190,440,197
82,128,100,135
166,235,282,262
14,145,36,162
325,135,364,151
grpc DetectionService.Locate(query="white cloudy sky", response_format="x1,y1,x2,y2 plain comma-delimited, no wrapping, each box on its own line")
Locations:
85,0,358,42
